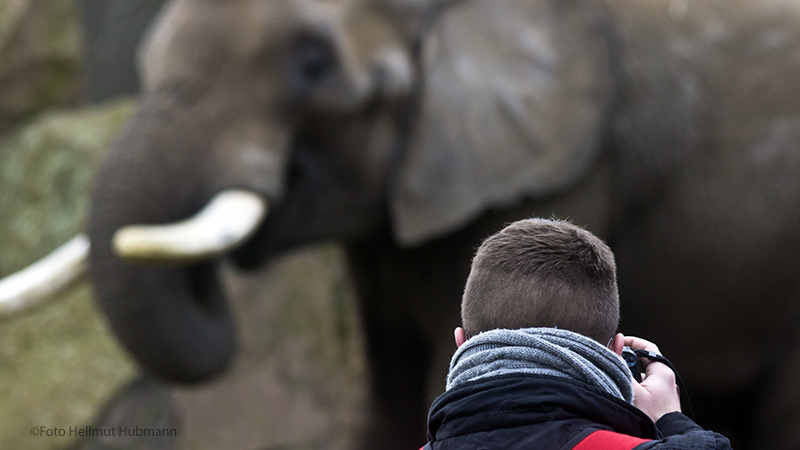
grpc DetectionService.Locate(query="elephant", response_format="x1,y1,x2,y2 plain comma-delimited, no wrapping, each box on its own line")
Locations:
50,0,800,448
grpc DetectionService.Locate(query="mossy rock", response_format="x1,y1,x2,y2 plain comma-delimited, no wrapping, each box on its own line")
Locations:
0,100,137,450
0,98,136,275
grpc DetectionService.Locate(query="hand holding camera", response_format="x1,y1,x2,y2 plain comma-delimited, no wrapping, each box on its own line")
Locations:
622,336,685,423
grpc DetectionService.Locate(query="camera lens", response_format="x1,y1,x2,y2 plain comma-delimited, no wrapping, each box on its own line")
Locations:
622,347,638,367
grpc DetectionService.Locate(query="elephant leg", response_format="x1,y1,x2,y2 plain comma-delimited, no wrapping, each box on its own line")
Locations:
357,304,431,449
347,241,433,449
346,234,470,450
78,375,177,450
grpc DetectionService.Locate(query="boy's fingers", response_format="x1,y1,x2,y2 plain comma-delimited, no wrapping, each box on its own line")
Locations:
623,336,661,354
642,361,677,385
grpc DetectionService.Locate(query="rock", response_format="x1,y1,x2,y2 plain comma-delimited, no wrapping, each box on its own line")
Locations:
0,0,83,132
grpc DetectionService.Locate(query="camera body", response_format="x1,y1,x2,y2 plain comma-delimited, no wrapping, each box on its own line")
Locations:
622,346,645,382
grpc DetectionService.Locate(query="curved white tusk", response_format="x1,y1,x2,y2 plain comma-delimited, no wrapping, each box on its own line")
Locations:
0,234,90,317
113,189,268,263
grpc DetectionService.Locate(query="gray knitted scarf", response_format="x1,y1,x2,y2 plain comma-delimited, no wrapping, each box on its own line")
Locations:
446,327,634,404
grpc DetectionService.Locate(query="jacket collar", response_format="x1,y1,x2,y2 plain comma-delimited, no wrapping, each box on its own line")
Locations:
427,374,659,442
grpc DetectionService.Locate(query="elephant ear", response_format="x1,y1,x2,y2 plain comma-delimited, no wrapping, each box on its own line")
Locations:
391,0,614,245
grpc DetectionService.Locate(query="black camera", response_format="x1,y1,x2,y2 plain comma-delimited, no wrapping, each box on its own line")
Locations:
622,346,645,382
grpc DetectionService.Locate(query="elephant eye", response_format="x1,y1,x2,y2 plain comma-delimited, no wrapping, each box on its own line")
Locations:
291,33,337,92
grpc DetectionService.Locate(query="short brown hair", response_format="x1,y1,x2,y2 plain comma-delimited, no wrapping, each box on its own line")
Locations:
461,218,619,344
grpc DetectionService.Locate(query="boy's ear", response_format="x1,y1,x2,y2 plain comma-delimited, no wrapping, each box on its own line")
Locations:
455,327,468,348
610,333,625,356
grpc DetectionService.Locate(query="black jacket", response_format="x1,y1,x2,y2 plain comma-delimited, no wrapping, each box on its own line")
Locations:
424,374,732,449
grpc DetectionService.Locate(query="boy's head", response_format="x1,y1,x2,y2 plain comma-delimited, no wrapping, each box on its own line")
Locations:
461,218,619,344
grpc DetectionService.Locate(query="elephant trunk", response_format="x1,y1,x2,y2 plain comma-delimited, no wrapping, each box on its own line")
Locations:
88,100,263,383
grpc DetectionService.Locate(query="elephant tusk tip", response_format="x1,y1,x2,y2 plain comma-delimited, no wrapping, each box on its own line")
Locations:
0,234,90,317
111,189,269,263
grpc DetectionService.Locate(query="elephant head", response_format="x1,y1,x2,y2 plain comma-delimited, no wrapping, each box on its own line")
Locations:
87,0,614,384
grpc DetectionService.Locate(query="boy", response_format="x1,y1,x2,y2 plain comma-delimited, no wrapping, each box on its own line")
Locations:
421,218,731,449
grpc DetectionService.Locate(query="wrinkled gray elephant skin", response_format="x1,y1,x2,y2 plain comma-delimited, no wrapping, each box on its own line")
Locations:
87,0,800,448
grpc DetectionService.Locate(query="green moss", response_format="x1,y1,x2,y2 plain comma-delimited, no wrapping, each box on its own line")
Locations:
0,99,136,275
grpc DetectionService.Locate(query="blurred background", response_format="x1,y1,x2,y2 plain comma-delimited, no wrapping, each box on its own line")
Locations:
4,1,800,449
0,1,367,448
